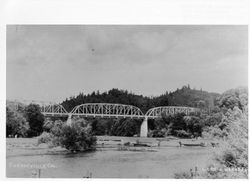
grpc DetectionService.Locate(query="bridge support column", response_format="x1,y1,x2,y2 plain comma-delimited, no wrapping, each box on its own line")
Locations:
66,114,72,126
140,116,148,137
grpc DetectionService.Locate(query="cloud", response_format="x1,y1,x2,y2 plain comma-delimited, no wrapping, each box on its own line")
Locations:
6,25,248,101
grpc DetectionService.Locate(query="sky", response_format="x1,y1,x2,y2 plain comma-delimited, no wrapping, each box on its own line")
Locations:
7,25,248,102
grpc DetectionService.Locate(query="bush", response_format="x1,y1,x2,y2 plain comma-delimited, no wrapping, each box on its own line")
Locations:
57,122,96,152
43,118,54,132
202,126,228,139
50,120,64,136
219,150,237,167
203,112,223,127
174,130,191,138
148,129,166,137
174,171,193,179
37,119,97,152
37,132,53,144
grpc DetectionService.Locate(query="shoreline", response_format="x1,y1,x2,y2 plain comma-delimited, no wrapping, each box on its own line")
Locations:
6,136,216,157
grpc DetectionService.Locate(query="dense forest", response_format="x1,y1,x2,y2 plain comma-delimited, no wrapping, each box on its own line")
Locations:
61,85,219,113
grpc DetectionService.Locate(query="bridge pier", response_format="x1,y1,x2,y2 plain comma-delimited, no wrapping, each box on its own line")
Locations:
66,114,72,126
140,116,148,137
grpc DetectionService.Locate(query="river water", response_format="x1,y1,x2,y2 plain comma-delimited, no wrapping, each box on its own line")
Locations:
7,143,214,178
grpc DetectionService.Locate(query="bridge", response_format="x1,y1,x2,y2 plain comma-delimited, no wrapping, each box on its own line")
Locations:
9,100,200,137
70,103,145,118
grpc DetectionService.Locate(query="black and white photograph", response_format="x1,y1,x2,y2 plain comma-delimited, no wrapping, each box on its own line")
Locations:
5,24,248,179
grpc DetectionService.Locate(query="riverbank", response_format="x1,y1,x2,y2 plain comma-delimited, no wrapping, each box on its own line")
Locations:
7,136,216,156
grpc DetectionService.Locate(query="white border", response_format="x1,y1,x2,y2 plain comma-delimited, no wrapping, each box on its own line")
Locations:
0,0,249,181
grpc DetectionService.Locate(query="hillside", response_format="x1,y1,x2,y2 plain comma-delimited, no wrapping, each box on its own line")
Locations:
61,85,220,113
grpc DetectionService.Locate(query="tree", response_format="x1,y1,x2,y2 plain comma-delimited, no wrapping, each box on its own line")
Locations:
6,107,29,137
217,107,248,168
184,115,203,137
218,87,248,111
197,100,206,109
91,119,109,135
110,118,142,136
169,113,187,133
24,104,44,137
201,87,248,178
203,111,223,127
57,120,96,152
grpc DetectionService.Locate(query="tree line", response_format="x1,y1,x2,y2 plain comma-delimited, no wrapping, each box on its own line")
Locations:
61,85,219,113
6,85,246,139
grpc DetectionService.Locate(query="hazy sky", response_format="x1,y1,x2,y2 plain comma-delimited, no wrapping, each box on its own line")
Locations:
7,25,248,102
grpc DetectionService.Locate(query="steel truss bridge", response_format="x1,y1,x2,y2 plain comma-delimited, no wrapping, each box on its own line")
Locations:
40,103,199,119
9,100,200,137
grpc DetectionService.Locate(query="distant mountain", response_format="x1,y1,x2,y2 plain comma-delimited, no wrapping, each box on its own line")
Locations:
61,85,220,113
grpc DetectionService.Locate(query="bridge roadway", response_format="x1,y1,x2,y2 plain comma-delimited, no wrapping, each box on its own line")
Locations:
11,101,200,137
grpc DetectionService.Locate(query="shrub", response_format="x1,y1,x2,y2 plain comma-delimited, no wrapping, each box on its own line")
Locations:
219,150,237,167
37,119,97,152
203,112,223,127
202,126,227,139
50,120,64,136
174,171,193,179
148,129,166,137
43,118,54,132
37,132,53,144
174,130,191,138
57,122,96,152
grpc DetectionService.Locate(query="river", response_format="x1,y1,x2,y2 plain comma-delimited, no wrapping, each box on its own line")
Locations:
6,137,215,178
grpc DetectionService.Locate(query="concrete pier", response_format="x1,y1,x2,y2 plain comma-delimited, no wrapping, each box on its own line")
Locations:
66,114,72,126
140,117,148,137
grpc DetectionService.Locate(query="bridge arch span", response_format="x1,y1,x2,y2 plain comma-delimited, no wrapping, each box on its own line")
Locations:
41,104,68,116
140,106,200,137
145,106,200,118
70,103,144,118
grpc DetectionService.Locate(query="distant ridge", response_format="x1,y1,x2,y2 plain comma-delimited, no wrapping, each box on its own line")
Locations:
61,85,220,113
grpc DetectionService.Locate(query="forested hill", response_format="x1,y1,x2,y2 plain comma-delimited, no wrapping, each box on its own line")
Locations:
61,85,220,113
